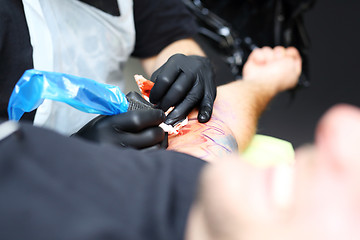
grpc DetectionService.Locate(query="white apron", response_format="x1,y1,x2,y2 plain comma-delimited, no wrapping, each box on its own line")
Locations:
22,0,135,135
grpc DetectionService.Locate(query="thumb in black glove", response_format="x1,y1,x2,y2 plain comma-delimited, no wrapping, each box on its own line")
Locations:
149,54,216,126
73,108,167,150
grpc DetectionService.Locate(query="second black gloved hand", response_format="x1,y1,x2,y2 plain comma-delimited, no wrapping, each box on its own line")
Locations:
73,108,167,150
149,54,216,126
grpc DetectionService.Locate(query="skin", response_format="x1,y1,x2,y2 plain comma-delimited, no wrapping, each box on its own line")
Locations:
140,38,214,124
168,114,238,162
186,104,360,240
180,47,360,239
140,38,205,76
167,46,302,162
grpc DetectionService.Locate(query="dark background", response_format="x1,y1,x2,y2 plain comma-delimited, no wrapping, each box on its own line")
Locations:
127,0,360,148
257,0,360,147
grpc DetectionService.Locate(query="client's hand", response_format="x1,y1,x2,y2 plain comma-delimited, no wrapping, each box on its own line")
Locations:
73,109,167,150
242,46,302,93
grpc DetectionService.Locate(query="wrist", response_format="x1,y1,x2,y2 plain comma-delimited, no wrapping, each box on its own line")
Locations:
241,77,281,97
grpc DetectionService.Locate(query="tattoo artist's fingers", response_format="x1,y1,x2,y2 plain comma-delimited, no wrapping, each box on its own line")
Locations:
197,96,214,123
114,127,166,149
157,72,194,111
142,132,169,151
197,79,216,123
165,83,204,126
103,109,165,133
140,135,169,151
149,65,181,104
160,132,169,149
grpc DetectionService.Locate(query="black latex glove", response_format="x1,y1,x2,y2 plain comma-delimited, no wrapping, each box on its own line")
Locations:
73,108,168,150
149,54,216,126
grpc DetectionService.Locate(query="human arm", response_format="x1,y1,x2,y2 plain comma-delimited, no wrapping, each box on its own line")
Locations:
141,38,216,126
75,47,300,156
141,38,205,75
167,46,302,161
133,1,215,125
132,0,216,125
167,80,276,161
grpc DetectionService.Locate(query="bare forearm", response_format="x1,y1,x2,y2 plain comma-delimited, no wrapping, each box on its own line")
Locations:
140,38,205,76
215,80,278,151
168,113,238,162
168,80,278,161
167,46,301,162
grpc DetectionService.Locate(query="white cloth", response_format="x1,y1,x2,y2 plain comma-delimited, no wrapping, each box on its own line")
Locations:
22,0,135,135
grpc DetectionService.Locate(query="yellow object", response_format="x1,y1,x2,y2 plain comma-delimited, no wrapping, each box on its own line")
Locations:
242,134,295,167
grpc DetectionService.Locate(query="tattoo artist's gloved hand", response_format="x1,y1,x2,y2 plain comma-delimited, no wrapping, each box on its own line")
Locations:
149,54,216,126
73,109,168,150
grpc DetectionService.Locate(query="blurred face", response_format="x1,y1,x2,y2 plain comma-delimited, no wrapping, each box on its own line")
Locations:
186,104,360,240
